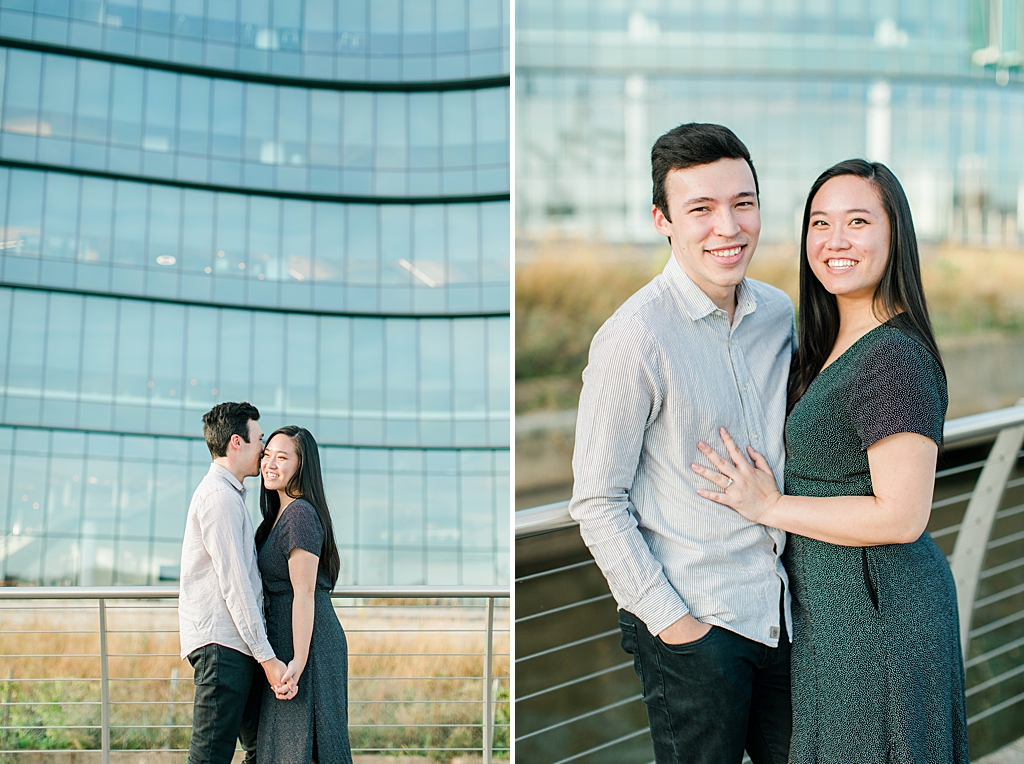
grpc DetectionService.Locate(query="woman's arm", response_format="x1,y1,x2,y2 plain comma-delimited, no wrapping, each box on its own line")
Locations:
282,548,320,691
692,427,936,546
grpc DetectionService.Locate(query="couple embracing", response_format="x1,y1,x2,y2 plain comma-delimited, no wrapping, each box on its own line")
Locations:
569,123,969,763
178,402,352,764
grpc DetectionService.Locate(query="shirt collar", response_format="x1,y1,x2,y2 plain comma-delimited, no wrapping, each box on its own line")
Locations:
663,254,758,323
209,462,246,494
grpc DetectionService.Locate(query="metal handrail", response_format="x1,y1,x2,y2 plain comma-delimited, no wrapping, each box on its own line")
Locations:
515,402,1024,539
0,586,510,764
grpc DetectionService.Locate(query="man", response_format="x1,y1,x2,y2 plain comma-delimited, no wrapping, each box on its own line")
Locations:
179,401,293,764
568,123,795,764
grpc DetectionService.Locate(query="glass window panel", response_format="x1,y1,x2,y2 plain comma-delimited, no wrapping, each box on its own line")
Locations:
77,177,114,264
480,201,509,281
248,195,279,278
8,170,44,256
342,92,373,168
211,79,244,158
112,181,149,266
309,90,340,167
140,0,172,33
75,60,111,143
239,0,269,27
184,305,219,408
357,469,389,548
177,75,211,155
425,473,458,549
447,205,480,283
45,454,84,539
412,205,444,279
277,87,307,165
42,173,80,260
487,317,509,417
9,449,48,544
110,65,145,147
179,189,214,273
351,319,383,415
43,292,83,394
244,84,277,164
143,70,178,154
39,55,76,139
453,320,486,412
281,200,312,281
149,302,186,404
0,288,10,387
251,312,284,417
375,94,407,170
117,459,154,536
408,93,439,168
152,460,188,538
214,192,247,272
442,91,473,167
115,300,152,405
385,319,417,415
3,50,42,131
7,291,47,393
147,184,182,267
217,309,252,402
312,202,345,282
419,320,451,414
346,205,378,284
284,314,316,414
79,297,117,397
317,315,349,417
82,455,119,538
379,206,411,285
475,87,508,165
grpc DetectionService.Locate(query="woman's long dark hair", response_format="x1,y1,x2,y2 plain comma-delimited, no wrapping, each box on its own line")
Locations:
255,425,341,587
788,159,944,412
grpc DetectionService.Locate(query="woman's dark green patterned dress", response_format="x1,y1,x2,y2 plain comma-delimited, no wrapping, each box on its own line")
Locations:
783,319,969,763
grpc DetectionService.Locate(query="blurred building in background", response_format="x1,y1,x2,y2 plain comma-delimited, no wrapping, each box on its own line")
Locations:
517,0,1024,245
0,0,510,586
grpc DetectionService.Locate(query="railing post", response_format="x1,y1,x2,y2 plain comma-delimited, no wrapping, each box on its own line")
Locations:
483,597,495,764
98,599,110,764
949,408,1024,660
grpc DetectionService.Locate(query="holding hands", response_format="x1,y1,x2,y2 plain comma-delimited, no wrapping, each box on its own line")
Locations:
262,656,299,700
691,427,781,524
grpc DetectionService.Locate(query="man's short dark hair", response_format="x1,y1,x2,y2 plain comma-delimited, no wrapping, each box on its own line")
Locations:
202,402,260,458
651,123,759,221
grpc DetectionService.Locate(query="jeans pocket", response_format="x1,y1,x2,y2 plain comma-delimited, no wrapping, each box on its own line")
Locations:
188,647,206,684
656,625,718,655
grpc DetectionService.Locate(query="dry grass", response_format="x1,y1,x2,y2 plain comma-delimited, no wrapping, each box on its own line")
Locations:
516,238,1024,412
0,602,509,762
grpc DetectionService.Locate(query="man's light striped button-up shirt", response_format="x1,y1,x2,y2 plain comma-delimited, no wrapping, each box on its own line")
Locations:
569,255,795,647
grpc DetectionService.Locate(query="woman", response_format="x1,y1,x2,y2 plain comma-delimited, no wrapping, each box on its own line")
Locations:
255,425,352,764
691,159,968,762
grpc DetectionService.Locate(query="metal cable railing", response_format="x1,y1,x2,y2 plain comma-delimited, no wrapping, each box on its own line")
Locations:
0,585,510,763
515,403,1024,763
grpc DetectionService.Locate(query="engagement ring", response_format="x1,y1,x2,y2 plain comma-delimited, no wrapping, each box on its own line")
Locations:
725,478,733,489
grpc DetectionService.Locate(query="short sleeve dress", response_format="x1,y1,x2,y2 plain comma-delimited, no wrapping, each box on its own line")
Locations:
783,319,969,763
256,499,352,764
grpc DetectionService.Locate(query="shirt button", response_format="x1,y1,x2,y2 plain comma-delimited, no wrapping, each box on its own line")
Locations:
753,434,759,441
742,385,747,392
770,626,780,639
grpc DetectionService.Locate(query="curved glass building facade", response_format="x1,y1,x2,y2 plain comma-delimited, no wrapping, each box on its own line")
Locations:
0,0,510,587
517,0,1024,246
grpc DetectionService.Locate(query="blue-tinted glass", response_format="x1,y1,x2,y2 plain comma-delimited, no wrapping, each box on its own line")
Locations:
244,84,276,163
82,454,120,538
112,181,149,266
217,309,251,402
419,320,451,413
447,205,480,283
174,0,204,38
147,184,182,267
281,200,312,281
178,75,211,155
152,460,188,538
184,306,218,408
277,87,307,164
284,313,316,414
385,318,417,414
0,289,10,387
379,206,411,285
303,0,334,53
7,170,44,256
6,291,47,393
4,50,42,130
211,79,244,158
179,189,214,273
41,172,80,260
143,70,178,154
317,314,349,419
442,91,473,167
475,87,507,165
110,65,145,147
248,195,279,278
351,318,383,414
343,92,373,168
114,300,152,407
149,302,186,406
312,201,345,282
480,202,509,281
45,455,84,538
346,205,378,284
139,0,172,33
408,93,439,169
39,55,76,139
214,192,247,271
43,292,82,394
77,177,114,264
75,59,111,143
309,90,341,167
453,320,486,412
251,311,284,417
79,297,117,397
375,94,408,171
487,317,509,415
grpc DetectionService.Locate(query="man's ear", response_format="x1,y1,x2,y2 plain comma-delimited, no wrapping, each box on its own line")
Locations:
652,204,673,238
228,433,242,451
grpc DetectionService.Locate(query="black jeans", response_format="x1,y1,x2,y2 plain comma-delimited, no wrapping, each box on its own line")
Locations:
187,644,264,764
619,610,791,764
